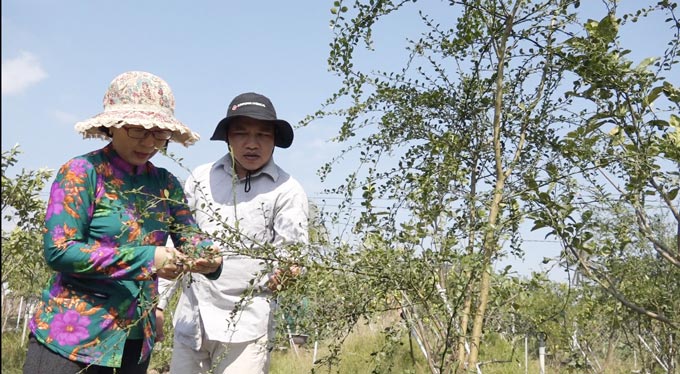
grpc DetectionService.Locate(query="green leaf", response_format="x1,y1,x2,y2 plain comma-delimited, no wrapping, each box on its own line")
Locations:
642,86,664,107
668,188,678,201
670,114,679,128
596,14,619,44
636,57,658,71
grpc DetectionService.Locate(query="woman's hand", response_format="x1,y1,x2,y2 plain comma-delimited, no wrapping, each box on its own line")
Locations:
154,246,188,280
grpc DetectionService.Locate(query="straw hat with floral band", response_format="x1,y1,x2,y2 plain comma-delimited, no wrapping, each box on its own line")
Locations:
210,92,294,148
74,71,200,147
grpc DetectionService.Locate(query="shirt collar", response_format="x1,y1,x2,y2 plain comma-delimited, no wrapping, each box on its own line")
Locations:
215,153,279,182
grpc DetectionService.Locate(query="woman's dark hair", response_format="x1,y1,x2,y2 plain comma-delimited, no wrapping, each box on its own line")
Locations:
99,126,112,137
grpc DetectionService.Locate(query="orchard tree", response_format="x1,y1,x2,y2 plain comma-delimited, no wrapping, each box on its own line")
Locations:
298,0,679,372
303,0,582,372
525,2,679,370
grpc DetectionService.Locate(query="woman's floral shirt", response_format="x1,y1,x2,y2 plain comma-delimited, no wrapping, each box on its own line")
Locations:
29,144,219,368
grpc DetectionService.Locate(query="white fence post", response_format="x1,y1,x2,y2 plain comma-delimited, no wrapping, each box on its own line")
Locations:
538,332,546,374
15,296,25,330
2,290,12,331
525,334,529,374
22,300,35,347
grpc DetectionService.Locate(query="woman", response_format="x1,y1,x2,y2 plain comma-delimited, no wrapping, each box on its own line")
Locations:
23,71,222,374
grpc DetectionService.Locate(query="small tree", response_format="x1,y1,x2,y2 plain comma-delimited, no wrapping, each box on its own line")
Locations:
298,1,678,372
1,145,53,296
303,0,583,371
526,2,680,371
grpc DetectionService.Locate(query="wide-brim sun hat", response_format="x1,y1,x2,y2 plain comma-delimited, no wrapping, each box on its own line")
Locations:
210,92,294,148
74,71,200,147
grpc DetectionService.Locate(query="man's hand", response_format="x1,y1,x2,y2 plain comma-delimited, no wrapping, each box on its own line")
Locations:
268,264,302,292
188,246,222,274
155,308,165,342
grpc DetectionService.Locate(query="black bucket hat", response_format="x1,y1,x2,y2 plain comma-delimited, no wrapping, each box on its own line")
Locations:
210,92,294,148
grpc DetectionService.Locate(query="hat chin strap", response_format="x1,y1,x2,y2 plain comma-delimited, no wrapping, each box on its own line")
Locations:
228,157,253,193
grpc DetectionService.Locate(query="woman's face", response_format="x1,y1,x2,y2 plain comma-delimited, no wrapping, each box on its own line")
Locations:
109,125,171,166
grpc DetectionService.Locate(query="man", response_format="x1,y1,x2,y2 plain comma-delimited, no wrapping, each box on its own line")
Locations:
158,92,309,374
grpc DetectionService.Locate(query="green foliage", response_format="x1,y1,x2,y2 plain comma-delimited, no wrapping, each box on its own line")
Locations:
0,331,27,374
271,316,429,374
524,5,680,371
306,0,586,371
148,285,183,373
299,0,680,372
1,145,53,296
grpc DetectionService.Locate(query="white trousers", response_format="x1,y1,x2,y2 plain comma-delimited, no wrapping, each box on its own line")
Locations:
169,333,271,374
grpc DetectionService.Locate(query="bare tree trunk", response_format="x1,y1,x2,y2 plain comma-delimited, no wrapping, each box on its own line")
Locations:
457,146,481,372
603,329,619,374
467,197,503,369
467,260,491,370
466,0,520,367
457,288,473,371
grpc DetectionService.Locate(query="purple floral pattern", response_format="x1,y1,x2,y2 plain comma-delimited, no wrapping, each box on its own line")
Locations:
49,310,91,346
46,183,65,219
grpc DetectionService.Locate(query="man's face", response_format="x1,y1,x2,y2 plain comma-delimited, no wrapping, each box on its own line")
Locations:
227,117,276,177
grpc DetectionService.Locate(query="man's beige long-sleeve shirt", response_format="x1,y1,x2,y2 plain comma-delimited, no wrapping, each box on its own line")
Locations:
159,154,309,347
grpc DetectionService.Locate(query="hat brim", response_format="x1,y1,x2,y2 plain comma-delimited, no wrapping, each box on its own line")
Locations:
210,116,294,148
74,110,200,147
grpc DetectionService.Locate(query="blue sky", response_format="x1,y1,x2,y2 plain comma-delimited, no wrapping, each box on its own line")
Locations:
1,1,344,195
2,1,675,282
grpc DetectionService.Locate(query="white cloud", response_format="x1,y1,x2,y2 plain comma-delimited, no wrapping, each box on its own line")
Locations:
1,51,48,96
310,137,333,149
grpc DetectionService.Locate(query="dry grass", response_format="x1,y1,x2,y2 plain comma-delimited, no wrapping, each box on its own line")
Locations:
271,315,428,374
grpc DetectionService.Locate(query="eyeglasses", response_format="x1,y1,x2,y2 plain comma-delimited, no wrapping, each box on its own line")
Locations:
123,126,173,141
